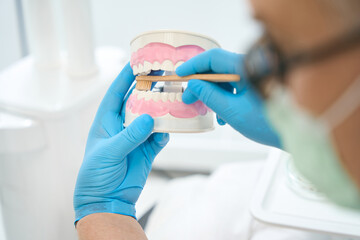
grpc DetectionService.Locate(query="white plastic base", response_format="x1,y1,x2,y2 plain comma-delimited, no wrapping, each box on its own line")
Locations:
124,110,214,133
130,30,220,52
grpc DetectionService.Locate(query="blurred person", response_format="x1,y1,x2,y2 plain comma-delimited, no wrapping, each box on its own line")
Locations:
74,0,360,239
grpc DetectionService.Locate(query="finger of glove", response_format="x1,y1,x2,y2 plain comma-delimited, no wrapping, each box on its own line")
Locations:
182,89,199,104
120,84,136,123
186,79,233,114
97,63,135,119
107,114,154,157
182,81,234,105
176,48,242,76
123,132,170,189
147,133,170,158
218,82,234,93
216,115,226,125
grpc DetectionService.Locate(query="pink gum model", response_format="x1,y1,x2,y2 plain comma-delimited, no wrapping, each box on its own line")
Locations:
126,91,211,118
130,42,205,68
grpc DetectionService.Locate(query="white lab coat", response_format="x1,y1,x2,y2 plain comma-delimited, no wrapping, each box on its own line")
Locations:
145,161,343,240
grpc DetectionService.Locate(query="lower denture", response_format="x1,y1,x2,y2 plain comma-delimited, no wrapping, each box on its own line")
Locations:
126,91,210,118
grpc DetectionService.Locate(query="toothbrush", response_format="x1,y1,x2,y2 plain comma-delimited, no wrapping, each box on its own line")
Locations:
135,74,240,91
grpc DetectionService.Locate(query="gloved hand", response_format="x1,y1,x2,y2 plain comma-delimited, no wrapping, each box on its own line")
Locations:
74,63,169,223
176,48,281,148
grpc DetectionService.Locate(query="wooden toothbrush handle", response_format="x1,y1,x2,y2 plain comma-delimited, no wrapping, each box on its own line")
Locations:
135,74,240,82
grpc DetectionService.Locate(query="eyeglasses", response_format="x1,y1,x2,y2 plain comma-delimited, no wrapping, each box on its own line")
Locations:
244,26,360,98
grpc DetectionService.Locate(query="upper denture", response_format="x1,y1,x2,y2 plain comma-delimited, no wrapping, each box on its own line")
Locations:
130,42,205,74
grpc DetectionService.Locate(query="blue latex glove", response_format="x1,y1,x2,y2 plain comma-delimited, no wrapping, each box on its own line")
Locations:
74,63,169,223
176,48,281,148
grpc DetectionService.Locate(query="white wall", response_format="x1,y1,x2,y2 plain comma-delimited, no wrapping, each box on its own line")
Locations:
90,0,261,56
0,0,261,71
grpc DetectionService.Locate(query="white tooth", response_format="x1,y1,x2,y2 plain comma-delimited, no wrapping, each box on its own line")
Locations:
176,92,182,102
168,92,176,102
161,60,174,72
143,61,152,74
153,61,161,70
137,91,146,100
161,92,169,102
153,92,161,102
144,91,152,101
175,61,184,70
133,65,139,75
132,89,138,95
144,69,151,75
138,63,144,74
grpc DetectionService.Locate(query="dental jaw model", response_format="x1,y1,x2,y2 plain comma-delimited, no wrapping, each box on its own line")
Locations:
125,30,221,133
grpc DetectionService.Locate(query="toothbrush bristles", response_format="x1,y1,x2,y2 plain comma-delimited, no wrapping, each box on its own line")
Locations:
135,80,152,91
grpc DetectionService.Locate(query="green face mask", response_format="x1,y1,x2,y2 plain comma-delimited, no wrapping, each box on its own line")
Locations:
265,77,360,209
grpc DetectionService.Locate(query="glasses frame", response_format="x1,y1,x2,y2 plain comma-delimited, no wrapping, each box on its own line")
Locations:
244,26,360,97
